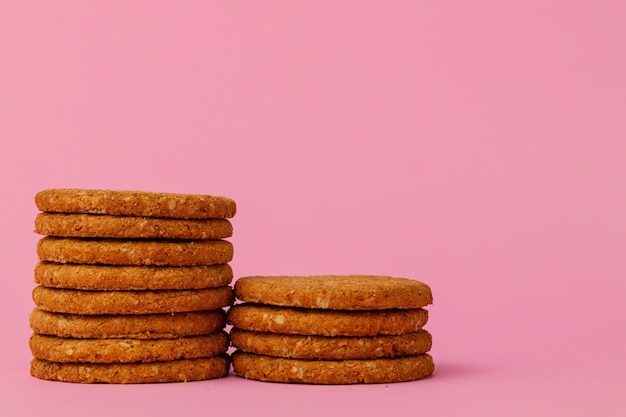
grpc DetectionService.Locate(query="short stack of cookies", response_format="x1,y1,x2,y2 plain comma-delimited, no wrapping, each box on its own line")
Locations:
227,275,434,384
29,189,236,383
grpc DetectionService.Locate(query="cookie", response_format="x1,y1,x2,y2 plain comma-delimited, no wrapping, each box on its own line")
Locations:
35,189,236,219
31,356,230,383
231,352,434,384
30,308,225,339
33,286,234,315
227,304,428,336
37,237,234,266
35,213,233,240
230,328,432,360
30,332,229,363
35,262,233,290
234,275,432,310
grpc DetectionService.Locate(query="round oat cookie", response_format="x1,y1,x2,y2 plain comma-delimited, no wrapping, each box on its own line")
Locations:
35,189,236,219
30,332,229,363
230,328,432,360
37,237,234,266
33,286,234,315
35,262,233,290
30,308,225,339
231,352,434,384
31,356,230,383
234,275,433,310
227,304,428,336
35,213,233,240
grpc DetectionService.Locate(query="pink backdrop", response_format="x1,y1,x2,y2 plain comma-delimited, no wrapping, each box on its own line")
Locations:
1,1,625,416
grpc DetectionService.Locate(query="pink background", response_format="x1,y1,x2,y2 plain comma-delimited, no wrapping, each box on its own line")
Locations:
1,1,625,416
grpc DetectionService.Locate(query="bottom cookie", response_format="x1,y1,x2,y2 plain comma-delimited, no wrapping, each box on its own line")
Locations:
31,356,229,384
231,351,434,384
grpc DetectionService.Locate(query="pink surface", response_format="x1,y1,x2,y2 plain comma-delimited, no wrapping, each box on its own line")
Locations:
1,1,625,416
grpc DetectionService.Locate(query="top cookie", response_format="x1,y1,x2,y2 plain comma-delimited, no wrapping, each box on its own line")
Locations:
234,275,433,310
35,189,236,219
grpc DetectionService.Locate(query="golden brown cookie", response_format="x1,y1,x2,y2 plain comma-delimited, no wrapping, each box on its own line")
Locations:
33,286,234,315
230,329,432,360
35,189,236,219
37,237,234,266
35,213,233,240
30,308,225,339
231,352,434,384
31,356,230,383
227,304,428,336
35,262,233,290
234,275,432,310
30,333,229,363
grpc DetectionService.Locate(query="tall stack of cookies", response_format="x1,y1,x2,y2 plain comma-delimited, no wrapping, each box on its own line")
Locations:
29,189,236,383
227,275,434,384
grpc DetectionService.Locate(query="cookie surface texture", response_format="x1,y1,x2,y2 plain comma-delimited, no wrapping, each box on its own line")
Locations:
234,275,433,310
31,356,230,383
30,333,228,363
35,213,233,240
35,189,236,219
227,304,428,336
231,352,434,384
30,308,225,339
33,286,234,315
35,262,233,290
37,237,234,266
230,329,432,360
